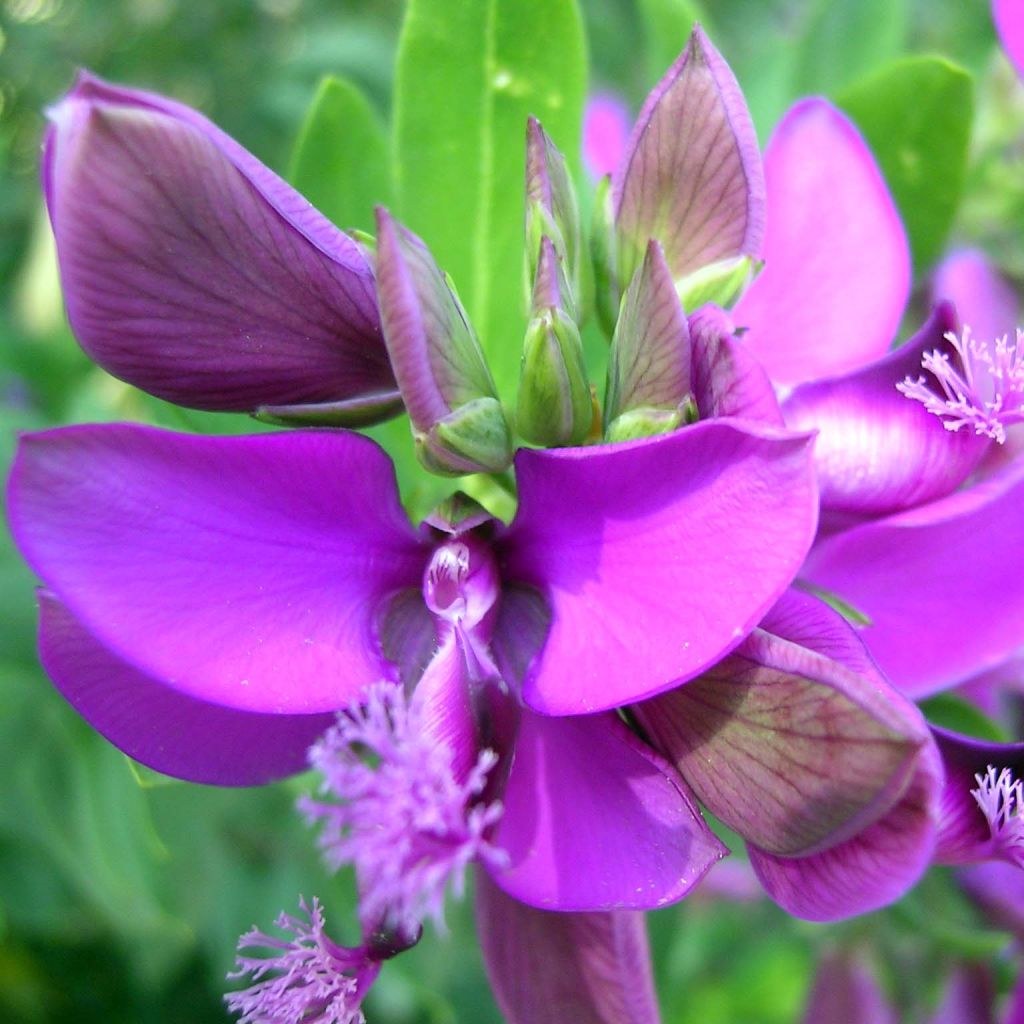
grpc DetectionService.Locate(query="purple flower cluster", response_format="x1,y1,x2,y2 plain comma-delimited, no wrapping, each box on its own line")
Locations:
8,18,1024,1024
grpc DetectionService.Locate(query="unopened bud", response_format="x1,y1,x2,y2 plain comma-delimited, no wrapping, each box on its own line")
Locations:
517,307,592,447
676,255,760,312
375,207,513,476
604,239,692,443
525,116,582,310
416,396,514,477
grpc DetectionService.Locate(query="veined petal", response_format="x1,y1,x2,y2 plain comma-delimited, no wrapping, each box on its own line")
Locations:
612,26,765,288
689,304,784,425
760,588,885,683
489,708,726,911
802,453,1024,697
636,628,927,856
375,208,497,426
604,239,691,426
475,871,661,1024
994,0,1024,78
782,304,990,514
748,737,942,921
932,248,1020,346
44,73,394,414
8,425,425,714
500,421,818,714
38,594,330,785
733,99,910,386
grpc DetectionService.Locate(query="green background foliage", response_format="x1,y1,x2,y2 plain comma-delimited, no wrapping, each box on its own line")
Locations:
1,0,1023,1020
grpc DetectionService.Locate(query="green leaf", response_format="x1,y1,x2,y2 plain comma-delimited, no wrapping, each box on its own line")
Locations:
838,57,973,272
288,75,392,235
919,693,1010,743
636,0,706,88
393,0,587,401
792,0,907,97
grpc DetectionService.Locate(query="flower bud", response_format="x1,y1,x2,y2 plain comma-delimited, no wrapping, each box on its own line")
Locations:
517,237,592,447
612,26,765,295
375,207,513,476
676,254,760,312
604,239,692,443
524,116,582,312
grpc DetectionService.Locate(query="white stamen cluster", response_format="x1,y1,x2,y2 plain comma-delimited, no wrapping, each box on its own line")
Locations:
971,765,1024,868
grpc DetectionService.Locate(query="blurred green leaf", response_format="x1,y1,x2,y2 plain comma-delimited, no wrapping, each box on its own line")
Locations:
919,693,1010,742
393,0,587,399
793,0,907,97
637,0,706,87
838,57,973,272
288,75,392,235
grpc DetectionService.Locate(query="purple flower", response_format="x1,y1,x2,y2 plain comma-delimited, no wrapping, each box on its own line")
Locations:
8,414,820,1020
722,94,1024,701
17,30,963,1021
43,72,399,425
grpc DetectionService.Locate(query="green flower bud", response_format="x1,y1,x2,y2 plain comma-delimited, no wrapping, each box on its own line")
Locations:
416,396,514,477
676,255,761,312
517,307,592,448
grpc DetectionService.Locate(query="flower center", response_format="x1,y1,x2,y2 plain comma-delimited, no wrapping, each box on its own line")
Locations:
423,535,500,631
971,764,1024,868
897,325,1024,444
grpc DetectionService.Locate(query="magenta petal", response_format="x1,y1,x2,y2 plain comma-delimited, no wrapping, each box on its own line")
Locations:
932,248,1020,346
782,304,990,514
761,588,886,682
636,629,927,856
8,425,425,713
802,454,1024,697
748,739,942,921
38,593,330,785
612,26,765,287
501,421,818,714
995,0,1024,78
44,73,392,413
489,708,726,911
475,870,660,1024
931,727,1024,864
689,304,784,425
733,99,910,386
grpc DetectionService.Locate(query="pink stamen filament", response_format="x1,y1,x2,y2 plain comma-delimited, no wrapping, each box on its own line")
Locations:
897,326,1024,444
